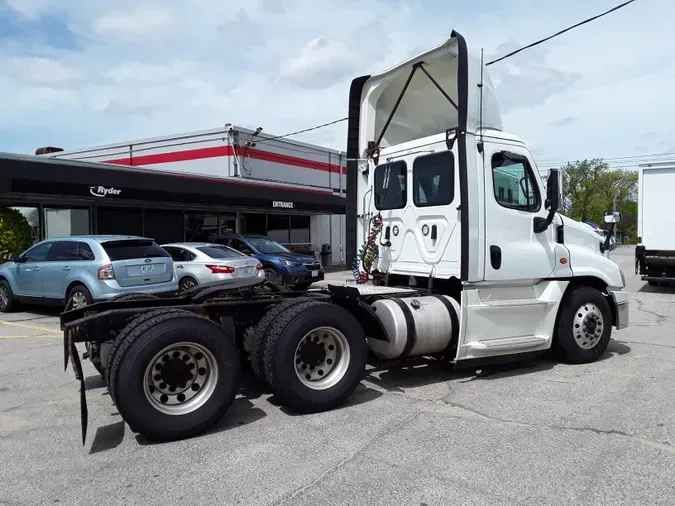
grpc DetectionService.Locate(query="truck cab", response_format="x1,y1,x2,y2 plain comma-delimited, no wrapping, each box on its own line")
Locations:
346,31,629,363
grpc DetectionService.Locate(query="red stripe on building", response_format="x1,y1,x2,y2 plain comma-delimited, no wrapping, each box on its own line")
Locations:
104,145,347,174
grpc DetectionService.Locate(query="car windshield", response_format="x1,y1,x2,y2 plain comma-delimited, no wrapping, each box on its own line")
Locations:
246,237,291,254
197,245,246,259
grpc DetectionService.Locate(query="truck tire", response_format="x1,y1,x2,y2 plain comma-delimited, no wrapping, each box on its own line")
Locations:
87,293,159,378
104,307,193,396
247,297,314,383
553,286,612,364
262,301,367,413
108,309,241,442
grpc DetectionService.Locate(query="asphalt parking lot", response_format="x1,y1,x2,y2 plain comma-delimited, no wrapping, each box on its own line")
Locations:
1,246,674,506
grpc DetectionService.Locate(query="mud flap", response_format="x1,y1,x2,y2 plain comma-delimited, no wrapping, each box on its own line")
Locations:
65,328,88,445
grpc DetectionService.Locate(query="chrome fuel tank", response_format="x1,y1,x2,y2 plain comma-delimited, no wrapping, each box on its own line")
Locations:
368,295,460,360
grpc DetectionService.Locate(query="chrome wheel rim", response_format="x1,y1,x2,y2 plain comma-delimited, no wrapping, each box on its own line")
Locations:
71,292,88,309
294,326,350,391
143,342,218,415
573,303,604,350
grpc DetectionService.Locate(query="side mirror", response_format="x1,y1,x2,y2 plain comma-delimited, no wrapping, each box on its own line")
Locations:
545,169,561,211
534,168,562,233
8,254,20,263
604,210,622,224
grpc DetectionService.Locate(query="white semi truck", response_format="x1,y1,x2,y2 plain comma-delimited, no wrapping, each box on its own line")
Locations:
60,31,629,445
635,162,675,285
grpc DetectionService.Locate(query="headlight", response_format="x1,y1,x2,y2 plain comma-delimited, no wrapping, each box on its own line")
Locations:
280,259,299,267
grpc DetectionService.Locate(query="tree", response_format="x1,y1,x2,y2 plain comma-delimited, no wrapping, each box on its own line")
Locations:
0,207,33,262
560,158,638,242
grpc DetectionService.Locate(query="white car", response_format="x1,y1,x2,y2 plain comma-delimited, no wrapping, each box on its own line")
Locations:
161,242,264,291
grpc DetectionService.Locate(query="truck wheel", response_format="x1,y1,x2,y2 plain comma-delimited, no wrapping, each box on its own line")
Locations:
108,309,240,442
105,307,201,397
553,286,612,364
248,297,315,383
86,293,159,378
262,301,367,413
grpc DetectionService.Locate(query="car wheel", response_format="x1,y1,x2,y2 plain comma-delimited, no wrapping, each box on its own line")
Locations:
0,280,17,313
553,286,612,364
264,268,283,285
67,285,93,310
179,277,198,292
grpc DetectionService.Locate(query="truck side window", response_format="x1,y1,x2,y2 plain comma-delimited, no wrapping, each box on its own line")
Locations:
412,151,454,207
491,152,540,212
374,161,407,210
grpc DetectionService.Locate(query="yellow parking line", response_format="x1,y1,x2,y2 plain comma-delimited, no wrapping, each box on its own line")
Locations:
0,321,61,334
0,334,58,339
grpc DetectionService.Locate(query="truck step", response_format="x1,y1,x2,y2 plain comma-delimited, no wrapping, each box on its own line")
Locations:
467,335,548,352
480,298,547,307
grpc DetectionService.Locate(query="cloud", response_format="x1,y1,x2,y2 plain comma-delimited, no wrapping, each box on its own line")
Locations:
487,41,582,113
0,0,672,170
6,56,85,84
549,116,577,128
91,7,175,43
280,37,358,89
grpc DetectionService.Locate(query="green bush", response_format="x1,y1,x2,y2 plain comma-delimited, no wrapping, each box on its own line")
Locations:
0,208,33,262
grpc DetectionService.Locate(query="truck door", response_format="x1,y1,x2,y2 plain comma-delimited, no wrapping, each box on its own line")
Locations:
454,140,567,361
372,142,460,278
481,142,557,281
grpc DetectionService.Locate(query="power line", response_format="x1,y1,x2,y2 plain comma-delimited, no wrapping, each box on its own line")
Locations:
537,151,675,167
485,0,638,66
247,117,348,147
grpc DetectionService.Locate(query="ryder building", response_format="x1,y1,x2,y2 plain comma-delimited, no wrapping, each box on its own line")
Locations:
0,125,347,265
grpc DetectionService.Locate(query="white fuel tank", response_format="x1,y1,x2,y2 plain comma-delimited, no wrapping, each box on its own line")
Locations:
368,295,460,360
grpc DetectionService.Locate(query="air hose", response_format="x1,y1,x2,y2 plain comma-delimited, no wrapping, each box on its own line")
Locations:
352,213,384,283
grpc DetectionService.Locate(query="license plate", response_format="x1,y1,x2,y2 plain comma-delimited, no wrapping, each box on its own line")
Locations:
141,264,155,274
311,270,318,277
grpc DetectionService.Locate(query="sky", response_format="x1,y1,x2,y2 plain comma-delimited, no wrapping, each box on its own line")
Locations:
0,0,673,171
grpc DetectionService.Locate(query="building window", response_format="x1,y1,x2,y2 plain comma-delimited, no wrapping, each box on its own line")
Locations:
184,211,218,242
144,209,184,245
290,215,310,243
491,152,540,212
98,207,143,236
374,161,407,210
242,213,266,235
268,214,290,243
412,151,454,207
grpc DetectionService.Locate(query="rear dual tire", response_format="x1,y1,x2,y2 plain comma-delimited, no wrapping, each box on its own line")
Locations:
108,309,240,442
255,300,367,414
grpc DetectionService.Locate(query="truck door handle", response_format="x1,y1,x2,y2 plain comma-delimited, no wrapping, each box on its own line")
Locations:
384,226,390,240
490,245,502,270
63,266,71,271
431,225,438,240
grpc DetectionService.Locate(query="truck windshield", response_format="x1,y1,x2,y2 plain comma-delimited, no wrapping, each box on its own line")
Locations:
246,238,291,254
